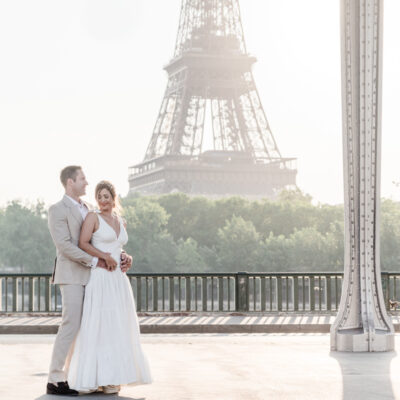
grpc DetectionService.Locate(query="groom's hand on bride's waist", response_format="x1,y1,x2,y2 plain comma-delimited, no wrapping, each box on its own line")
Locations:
96,258,108,270
94,254,132,272
96,258,116,271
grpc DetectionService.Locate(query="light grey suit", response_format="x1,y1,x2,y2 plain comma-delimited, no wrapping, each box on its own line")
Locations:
48,195,93,285
47,195,94,383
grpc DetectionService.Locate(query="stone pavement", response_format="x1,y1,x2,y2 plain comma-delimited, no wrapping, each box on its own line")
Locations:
2,333,400,400
1,313,400,334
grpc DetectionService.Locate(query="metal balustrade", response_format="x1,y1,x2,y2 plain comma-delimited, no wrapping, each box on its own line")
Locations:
0,272,398,314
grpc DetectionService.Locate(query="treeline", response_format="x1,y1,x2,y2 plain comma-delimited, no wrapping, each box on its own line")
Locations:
1,191,400,273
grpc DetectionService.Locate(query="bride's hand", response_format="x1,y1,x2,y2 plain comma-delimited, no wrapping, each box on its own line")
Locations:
103,253,117,271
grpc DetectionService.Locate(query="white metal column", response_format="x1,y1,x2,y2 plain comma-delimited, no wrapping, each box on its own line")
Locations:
330,0,394,352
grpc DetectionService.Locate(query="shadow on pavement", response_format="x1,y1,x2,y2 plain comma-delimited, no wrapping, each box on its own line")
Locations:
330,350,396,400
34,396,145,400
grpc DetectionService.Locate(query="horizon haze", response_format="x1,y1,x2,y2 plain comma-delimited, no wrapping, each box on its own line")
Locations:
1,0,400,207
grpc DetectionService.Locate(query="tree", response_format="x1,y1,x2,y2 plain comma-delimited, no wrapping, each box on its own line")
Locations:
286,227,333,271
380,199,400,271
123,198,177,272
260,223,344,272
277,188,313,204
0,201,54,272
260,233,292,271
216,216,261,272
5,192,400,274
176,238,207,272
156,193,194,241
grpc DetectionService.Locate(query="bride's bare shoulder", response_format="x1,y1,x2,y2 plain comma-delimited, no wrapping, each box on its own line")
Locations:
83,211,100,232
86,211,98,218
84,211,99,223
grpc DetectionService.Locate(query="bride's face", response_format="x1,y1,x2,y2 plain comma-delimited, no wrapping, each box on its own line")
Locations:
97,188,114,212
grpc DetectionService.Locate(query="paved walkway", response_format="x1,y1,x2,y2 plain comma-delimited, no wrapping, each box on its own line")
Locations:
0,313,343,334
1,313,400,334
1,333,400,400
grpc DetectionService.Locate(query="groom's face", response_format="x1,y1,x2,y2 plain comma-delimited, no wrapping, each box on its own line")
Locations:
71,169,88,197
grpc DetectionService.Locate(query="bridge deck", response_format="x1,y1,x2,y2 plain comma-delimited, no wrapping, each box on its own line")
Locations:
1,333,400,399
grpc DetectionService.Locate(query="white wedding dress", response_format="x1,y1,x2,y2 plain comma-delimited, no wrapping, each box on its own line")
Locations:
68,213,152,391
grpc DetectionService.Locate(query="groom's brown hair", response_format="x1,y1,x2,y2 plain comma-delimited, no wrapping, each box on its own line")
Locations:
60,165,82,188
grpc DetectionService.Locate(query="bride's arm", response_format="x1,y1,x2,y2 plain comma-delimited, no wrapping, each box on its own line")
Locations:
79,213,117,268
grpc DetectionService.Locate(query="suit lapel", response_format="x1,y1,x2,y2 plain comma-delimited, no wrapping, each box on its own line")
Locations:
71,204,83,225
84,201,94,212
62,195,83,225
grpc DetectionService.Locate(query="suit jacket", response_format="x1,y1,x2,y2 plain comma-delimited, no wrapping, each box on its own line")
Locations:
48,195,94,285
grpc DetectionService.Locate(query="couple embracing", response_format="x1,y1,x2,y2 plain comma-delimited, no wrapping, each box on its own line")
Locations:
46,165,152,396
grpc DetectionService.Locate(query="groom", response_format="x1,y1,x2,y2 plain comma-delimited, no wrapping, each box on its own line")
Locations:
46,165,132,396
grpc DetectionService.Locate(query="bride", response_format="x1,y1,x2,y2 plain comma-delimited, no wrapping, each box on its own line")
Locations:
67,180,152,394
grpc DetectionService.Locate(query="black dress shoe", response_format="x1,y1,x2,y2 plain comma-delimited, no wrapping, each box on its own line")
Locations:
46,381,78,396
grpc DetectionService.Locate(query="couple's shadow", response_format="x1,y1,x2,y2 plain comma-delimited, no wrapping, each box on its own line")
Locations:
35,394,145,400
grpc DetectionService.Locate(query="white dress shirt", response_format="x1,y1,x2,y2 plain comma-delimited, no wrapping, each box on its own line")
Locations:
65,195,98,269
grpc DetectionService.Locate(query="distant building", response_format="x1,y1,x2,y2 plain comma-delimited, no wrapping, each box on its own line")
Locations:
129,0,297,198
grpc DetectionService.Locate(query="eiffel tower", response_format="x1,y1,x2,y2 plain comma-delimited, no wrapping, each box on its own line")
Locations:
128,0,297,198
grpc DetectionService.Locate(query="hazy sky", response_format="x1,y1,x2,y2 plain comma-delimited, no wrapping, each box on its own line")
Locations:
1,0,400,207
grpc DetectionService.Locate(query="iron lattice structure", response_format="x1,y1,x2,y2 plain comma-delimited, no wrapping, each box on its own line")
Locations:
129,0,296,197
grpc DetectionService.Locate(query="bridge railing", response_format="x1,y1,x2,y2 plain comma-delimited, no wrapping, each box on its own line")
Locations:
0,272,398,314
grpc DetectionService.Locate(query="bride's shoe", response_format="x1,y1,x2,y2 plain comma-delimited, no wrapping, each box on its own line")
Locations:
102,385,121,394
78,387,101,394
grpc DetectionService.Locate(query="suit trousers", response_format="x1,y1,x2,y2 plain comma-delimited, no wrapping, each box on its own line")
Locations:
48,284,85,383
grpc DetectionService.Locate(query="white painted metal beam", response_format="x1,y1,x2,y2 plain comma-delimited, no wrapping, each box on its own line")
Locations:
330,0,394,352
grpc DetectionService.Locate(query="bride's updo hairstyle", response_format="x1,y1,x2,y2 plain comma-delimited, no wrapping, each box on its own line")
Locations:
95,180,122,216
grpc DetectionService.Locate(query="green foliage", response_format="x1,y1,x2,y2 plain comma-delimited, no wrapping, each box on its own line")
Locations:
258,222,344,272
216,216,261,272
157,193,216,246
260,233,291,271
286,227,336,270
380,199,400,271
176,238,207,272
122,199,177,272
0,201,54,272
3,190,400,273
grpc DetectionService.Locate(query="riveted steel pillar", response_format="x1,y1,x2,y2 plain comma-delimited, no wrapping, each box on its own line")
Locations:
330,0,394,352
